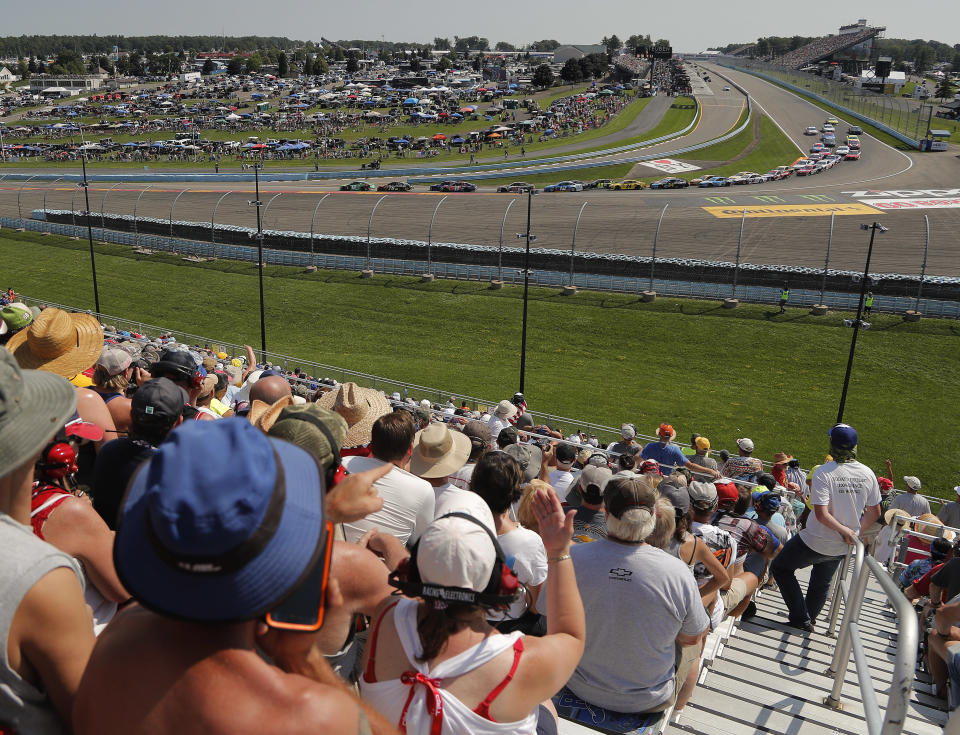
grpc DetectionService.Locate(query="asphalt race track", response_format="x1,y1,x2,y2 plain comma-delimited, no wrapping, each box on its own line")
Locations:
2,63,958,276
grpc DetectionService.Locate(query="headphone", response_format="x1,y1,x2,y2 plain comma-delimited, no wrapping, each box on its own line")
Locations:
35,441,78,480
151,359,204,391
274,410,347,489
389,512,521,610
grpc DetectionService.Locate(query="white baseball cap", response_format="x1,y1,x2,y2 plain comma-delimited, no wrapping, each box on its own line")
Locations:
903,476,922,492
737,438,755,453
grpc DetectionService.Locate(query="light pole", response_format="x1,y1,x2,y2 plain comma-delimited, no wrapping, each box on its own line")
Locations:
568,201,588,288
496,197,518,283
308,192,332,259
426,195,448,277
78,126,101,314
249,164,267,360
517,189,537,394
836,222,887,424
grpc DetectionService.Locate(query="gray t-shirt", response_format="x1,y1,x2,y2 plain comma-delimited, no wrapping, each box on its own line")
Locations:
938,501,960,531
557,541,709,712
689,453,719,481
890,492,931,518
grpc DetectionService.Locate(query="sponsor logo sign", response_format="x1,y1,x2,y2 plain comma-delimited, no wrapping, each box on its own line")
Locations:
640,158,701,174
843,189,960,198
703,203,880,218
860,198,960,210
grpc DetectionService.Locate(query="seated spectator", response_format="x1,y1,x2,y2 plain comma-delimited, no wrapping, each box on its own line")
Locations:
317,381,392,454
606,423,642,457
90,346,134,435
939,486,960,530
148,348,215,422
410,421,471,505
750,491,789,544
891,475,931,517
904,515,951,564
361,491,586,735
496,425,520,449
471,452,548,635
341,410,435,545
688,435,718,482
517,479,550,534
713,483,781,574
74,419,394,735
902,538,953,590
449,419,490,491
92,377,186,530
548,443,578,496
720,438,764,481
642,424,719,478
505,442,548,486
571,465,613,543
647,495,678,550
927,597,960,705
193,373,222,419
488,399,517,441
615,452,637,476
556,477,709,714
0,301,37,346
0,349,96,733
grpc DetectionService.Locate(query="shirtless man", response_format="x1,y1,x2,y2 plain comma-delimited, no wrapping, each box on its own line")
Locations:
73,419,397,735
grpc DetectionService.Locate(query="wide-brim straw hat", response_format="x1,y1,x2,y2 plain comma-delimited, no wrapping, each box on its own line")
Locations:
884,508,909,526
772,452,794,465
315,381,391,447
0,349,77,479
6,307,103,379
409,422,471,479
248,395,294,433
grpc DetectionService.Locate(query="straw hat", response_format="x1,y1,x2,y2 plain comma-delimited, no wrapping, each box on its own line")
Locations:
315,381,391,447
248,395,294,432
772,452,793,465
883,508,909,526
6,308,103,379
409,422,471,479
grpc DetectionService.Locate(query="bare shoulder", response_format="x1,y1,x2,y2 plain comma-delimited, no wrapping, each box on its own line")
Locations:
269,674,361,734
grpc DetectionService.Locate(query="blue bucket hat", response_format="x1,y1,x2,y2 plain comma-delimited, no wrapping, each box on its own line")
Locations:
114,418,327,623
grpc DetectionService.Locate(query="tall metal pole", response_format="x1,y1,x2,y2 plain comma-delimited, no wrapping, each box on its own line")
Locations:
837,222,885,424
519,189,533,394
426,195,448,274
100,182,122,231
649,203,669,292
132,185,153,248
70,186,77,235
366,195,388,270
211,190,234,245
0,122,5,164
819,213,834,305
169,188,190,238
732,208,745,299
497,197,517,282
79,131,101,314
253,165,267,360
309,192,331,259
568,201,588,287
915,214,930,312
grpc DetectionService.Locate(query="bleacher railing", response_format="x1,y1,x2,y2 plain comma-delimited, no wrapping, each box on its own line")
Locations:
824,539,918,735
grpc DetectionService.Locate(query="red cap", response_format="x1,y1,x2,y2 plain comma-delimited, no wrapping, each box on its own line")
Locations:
715,481,739,506
658,423,675,439
63,413,104,442
877,477,893,491
638,459,662,475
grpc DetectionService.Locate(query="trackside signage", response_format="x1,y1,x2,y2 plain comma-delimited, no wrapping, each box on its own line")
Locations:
842,190,960,210
859,198,960,210
703,203,880,218
843,189,960,198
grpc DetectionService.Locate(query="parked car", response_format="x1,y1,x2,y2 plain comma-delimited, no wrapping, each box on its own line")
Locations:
649,177,689,189
804,126,818,135
844,149,861,160
609,179,645,190
340,181,372,191
544,180,584,192
497,181,537,193
697,176,731,187
376,181,412,192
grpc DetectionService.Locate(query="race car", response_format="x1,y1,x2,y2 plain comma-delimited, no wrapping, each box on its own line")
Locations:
376,181,412,192
649,177,689,189
544,180,584,192
804,126,818,135
496,182,537,193
697,176,731,187
844,149,861,160
340,181,372,192
609,179,645,190
586,179,613,189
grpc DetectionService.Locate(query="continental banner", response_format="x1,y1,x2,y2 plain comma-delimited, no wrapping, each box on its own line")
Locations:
703,203,881,218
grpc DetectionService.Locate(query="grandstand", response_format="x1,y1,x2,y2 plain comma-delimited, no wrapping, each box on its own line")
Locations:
726,43,756,58
771,20,885,72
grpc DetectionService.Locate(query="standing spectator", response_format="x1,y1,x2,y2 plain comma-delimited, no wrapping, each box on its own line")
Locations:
771,424,881,633
90,346,134,435
720,438,764,481
488,399,517,441
341,410,436,546
778,283,790,313
555,476,709,713
410,421,471,505
507,391,528,424
549,443,578,497
642,424,718,478
0,349,96,733
890,475,931,517
607,423,642,457
938,486,960,530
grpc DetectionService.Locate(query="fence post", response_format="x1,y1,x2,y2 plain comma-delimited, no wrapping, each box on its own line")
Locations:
100,182,122,232
169,188,190,239
70,185,78,236
308,192,332,260
567,201,588,290
914,214,930,313
496,197,518,284
815,212,834,312
364,195,388,274
731,208,745,299
426,195,448,277
42,177,63,219
648,203,669,296
132,185,153,249
261,193,282,227
211,190,234,245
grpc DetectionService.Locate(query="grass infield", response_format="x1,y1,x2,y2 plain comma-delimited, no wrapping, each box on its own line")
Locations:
5,230,959,494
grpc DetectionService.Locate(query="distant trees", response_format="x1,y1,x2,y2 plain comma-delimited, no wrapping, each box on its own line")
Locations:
433,37,451,50
625,34,652,55
436,54,452,72
935,77,954,100
532,64,554,88
245,53,261,73
602,35,622,55
560,58,583,83
345,51,359,73
531,39,560,51
454,35,489,52
278,52,288,77
202,58,216,75
226,57,244,75
495,41,516,51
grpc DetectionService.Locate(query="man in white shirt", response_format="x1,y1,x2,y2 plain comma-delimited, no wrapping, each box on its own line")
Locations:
771,424,881,633
341,411,435,546
548,443,578,497
487,400,517,441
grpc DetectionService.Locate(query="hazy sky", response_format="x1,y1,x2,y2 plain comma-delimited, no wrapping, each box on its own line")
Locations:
6,1,959,53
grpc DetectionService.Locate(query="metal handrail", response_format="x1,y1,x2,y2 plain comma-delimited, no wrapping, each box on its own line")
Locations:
825,540,918,735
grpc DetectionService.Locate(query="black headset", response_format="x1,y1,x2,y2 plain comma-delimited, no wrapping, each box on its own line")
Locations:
389,512,520,609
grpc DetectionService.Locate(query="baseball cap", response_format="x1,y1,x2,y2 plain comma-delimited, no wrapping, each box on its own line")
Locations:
496,426,519,447
516,413,534,430
0,302,36,334
267,404,348,472
954,485,960,497
579,464,612,493
828,424,858,450
132,378,187,427
151,349,200,383
417,514,496,592
556,443,577,465
694,436,711,451
659,482,690,515
688,481,718,509
62,412,104,442
604,476,657,520
903,476,922,492
504,443,543,483
878,477,894,492
736,438,754,453
638,459,661,475
658,423,674,439
753,491,781,514
620,423,636,440
715,481,739,507
115,419,328,622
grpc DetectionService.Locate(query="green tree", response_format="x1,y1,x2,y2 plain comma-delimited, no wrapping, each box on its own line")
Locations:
436,54,452,72
602,35,622,55
302,55,313,76
433,37,451,50
754,38,770,58
345,52,359,73
560,58,583,83
531,39,560,51
226,57,244,75
17,58,29,79
409,54,421,72
245,53,261,73
278,52,289,77
495,41,516,51
313,54,329,74
532,64,553,88
935,77,954,100
914,45,934,76
202,58,216,75
53,50,85,75
626,34,652,55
